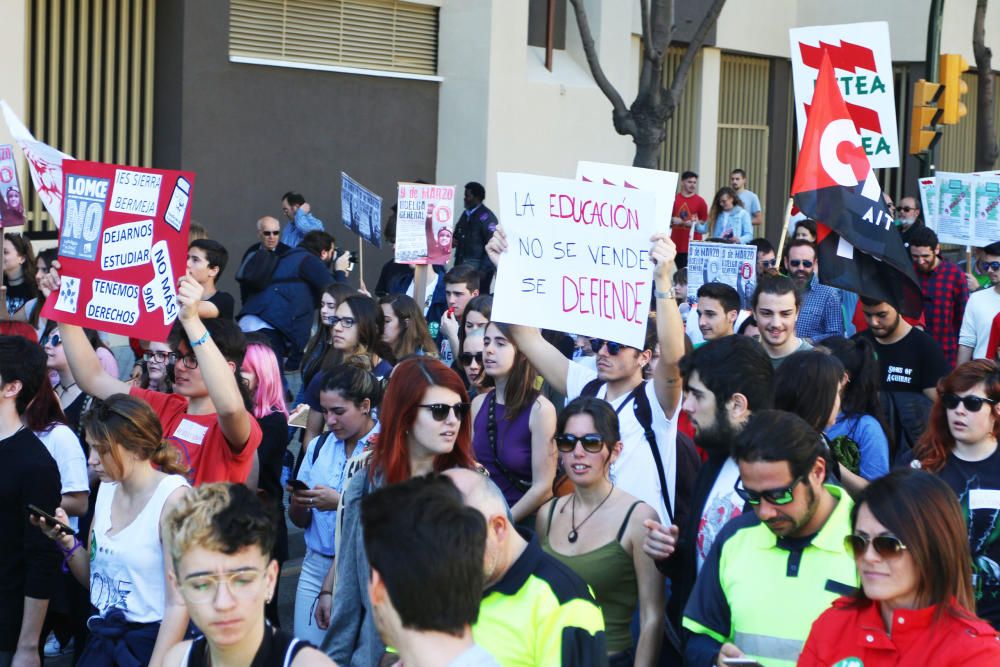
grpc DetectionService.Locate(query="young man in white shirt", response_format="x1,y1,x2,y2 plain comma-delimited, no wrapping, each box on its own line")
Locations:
958,242,1000,363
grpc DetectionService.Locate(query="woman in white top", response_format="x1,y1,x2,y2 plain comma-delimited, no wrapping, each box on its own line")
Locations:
34,393,191,667
289,361,382,644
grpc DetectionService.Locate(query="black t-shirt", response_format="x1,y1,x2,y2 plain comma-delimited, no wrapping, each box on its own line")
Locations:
3,280,36,315
0,427,61,648
937,447,1000,628
855,327,947,393
207,291,235,320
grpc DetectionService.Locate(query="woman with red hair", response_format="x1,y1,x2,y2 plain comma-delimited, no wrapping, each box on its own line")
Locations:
912,359,1000,629
323,357,477,666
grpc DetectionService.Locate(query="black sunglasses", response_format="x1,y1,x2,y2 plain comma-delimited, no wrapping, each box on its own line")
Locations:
733,474,805,506
554,433,606,453
419,403,470,422
459,352,483,366
590,339,626,355
788,259,814,269
942,392,998,412
844,534,908,559
40,332,62,347
761,259,777,268
260,230,280,237
979,261,1000,272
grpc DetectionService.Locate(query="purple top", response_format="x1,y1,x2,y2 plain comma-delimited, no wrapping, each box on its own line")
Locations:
472,391,534,508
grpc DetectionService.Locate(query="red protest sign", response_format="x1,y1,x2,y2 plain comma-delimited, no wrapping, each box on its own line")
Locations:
42,160,195,342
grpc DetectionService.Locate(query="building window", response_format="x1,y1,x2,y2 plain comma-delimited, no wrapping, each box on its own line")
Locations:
527,0,566,50
230,0,438,77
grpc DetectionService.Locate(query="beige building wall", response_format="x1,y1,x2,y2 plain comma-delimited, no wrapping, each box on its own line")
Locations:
0,0,27,193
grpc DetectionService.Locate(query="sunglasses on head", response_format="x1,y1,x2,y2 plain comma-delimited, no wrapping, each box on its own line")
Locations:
419,403,470,422
788,259,814,269
942,392,998,412
554,433,606,453
459,351,483,366
589,339,626,355
844,534,908,559
979,261,1000,273
733,474,805,506
40,332,62,347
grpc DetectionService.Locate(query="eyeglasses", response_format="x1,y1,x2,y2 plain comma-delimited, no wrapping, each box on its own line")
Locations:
897,206,917,213
329,316,356,329
180,569,266,605
419,403,470,421
459,352,483,366
168,352,199,370
260,231,280,237
554,433,606,453
143,350,170,363
942,392,998,412
844,534,908,559
590,339,626,355
761,259,777,268
978,261,1000,273
733,474,805,506
788,259,814,269
40,333,61,347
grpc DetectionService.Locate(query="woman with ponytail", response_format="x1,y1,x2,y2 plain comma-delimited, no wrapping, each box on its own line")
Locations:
34,394,192,667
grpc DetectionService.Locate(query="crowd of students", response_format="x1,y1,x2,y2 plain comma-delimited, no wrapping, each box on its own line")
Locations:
2,178,1000,667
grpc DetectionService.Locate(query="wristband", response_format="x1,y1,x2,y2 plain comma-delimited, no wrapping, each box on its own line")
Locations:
61,538,83,573
191,331,211,347
654,288,675,300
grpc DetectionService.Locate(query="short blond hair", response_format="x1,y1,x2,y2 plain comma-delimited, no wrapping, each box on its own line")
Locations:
168,483,275,566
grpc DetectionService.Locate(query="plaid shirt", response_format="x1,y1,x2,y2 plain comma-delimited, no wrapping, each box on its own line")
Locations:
917,258,969,368
796,274,844,342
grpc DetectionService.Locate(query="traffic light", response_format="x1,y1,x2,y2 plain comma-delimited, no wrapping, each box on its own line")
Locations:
909,79,943,155
939,54,970,125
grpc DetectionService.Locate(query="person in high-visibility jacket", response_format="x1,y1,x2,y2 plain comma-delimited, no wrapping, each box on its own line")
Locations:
683,410,858,666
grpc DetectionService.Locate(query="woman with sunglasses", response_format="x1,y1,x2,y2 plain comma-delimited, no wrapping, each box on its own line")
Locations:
163,483,335,667
470,321,556,524
800,468,1000,665
911,359,1000,628
377,293,437,360
537,396,664,666
440,294,493,369
325,357,477,666
35,394,191,667
458,330,491,396
301,295,392,452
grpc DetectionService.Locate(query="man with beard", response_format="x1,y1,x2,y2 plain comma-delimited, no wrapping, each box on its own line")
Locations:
752,272,813,367
909,226,968,369
895,195,925,248
642,334,773,663
683,410,857,666
783,240,843,343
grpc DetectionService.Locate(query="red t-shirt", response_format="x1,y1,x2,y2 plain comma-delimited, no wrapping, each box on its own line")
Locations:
130,387,262,486
671,193,708,253
987,311,1000,360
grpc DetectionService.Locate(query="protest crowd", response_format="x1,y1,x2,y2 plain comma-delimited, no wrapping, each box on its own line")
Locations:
4,52,1000,667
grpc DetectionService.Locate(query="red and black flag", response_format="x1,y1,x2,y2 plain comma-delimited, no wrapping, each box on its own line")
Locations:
790,52,922,317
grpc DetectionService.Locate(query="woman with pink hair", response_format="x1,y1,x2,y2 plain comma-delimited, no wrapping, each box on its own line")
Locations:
240,337,289,626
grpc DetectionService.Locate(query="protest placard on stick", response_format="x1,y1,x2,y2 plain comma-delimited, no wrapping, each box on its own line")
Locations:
0,144,24,228
341,172,382,248
575,161,677,233
1,100,73,227
492,173,657,349
42,160,195,342
686,242,758,311
394,182,456,265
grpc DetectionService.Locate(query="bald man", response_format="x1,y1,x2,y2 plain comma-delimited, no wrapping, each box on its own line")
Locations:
443,469,607,666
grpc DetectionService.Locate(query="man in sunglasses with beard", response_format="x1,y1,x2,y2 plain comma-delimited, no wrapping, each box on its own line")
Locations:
683,410,857,667
783,239,843,343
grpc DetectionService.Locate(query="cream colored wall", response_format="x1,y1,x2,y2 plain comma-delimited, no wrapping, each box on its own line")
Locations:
437,0,638,211
0,0,27,194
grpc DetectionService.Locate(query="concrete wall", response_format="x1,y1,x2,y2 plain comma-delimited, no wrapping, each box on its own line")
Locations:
154,0,440,299
0,0,28,194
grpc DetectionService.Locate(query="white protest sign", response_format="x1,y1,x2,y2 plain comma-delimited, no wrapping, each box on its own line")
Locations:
493,173,657,349
108,169,162,215
686,242,758,311
789,22,899,168
973,172,1000,246
101,219,153,270
395,183,455,265
142,240,180,325
917,177,938,228
934,172,975,246
86,278,140,326
575,161,677,235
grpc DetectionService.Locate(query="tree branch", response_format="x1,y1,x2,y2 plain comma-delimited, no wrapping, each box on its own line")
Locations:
569,0,635,135
973,0,999,170
660,0,727,115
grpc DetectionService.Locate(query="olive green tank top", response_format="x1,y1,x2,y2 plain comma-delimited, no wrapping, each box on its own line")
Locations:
540,500,641,653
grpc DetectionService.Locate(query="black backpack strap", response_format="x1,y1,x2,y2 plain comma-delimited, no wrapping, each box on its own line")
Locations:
631,382,674,525
311,430,337,465
580,377,604,398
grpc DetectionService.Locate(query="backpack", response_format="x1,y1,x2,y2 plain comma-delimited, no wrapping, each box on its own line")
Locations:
235,246,280,292
580,379,700,525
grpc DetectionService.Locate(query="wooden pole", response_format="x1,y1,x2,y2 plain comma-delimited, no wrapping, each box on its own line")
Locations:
413,263,430,312
776,198,794,263
358,236,364,287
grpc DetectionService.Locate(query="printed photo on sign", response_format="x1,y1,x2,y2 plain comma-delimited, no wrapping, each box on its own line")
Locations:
789,22,899,169
60,174,110,261
492,172,657,349
0,144,24,228
395,183,456,265
341,172,383,248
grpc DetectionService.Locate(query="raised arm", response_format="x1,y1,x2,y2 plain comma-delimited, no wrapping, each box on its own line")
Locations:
650,234,684,416
177,274,254,452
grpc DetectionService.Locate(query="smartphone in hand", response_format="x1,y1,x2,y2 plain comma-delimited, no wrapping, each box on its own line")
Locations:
28,504,76,536
287,479,310,492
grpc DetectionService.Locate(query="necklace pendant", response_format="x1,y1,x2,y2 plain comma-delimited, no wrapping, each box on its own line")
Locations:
567,530,578,543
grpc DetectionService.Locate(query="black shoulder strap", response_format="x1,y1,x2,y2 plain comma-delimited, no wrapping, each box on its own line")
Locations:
616,501,643,542
311,431,337,465
580,377,604,398
630,382,674,525
545,498,559,537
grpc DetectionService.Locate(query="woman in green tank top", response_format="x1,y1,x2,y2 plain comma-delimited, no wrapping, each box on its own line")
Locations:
536,397,665,666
